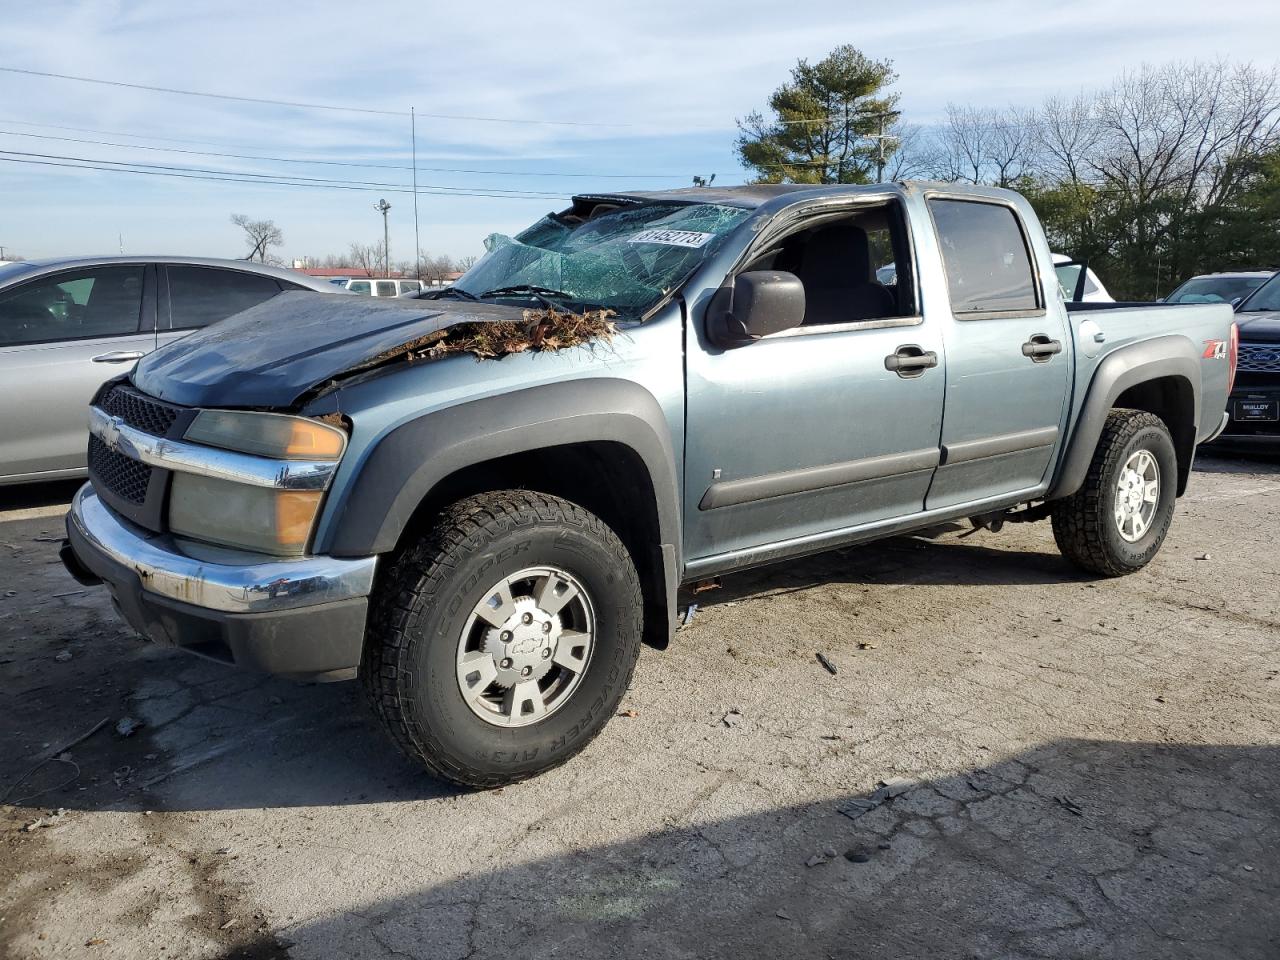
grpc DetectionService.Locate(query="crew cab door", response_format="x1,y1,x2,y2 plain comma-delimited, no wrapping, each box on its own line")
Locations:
922,196,1071,509
683,196,945,566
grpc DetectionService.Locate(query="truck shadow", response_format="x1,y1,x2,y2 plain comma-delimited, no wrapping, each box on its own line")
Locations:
1194,450,1280,473
683,525,1087,610
4,521,1089,817
205,738,1280,960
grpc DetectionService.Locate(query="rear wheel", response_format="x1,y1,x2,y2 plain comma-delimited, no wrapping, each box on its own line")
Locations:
1051,409,1178,577
361,490,643,788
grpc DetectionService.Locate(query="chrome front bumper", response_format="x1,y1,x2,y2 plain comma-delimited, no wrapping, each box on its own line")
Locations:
64,485,377,679
68,484,376,613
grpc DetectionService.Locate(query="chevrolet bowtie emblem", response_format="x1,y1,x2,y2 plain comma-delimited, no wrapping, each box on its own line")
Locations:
101,414,125,449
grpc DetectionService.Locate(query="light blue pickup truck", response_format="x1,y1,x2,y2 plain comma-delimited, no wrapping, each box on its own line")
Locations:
62,183,1237,787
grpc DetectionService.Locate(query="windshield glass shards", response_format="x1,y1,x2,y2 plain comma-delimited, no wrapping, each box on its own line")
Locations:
452,202,750,319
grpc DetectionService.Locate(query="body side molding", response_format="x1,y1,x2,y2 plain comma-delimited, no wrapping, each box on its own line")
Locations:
940,426,1060,466
698,447,940,511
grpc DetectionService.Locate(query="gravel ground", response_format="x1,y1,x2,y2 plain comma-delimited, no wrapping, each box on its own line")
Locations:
1,455,1278,960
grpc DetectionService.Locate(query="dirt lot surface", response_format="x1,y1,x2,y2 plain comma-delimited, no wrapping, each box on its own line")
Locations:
2,457,1278,960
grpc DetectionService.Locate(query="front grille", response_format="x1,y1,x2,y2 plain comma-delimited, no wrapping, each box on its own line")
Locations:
98,382,181,437
88,435,152,505
1238,343,1280,374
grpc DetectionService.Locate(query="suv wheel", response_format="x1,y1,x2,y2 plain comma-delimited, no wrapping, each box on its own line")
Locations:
362,490,643,788
1051,409,1178,577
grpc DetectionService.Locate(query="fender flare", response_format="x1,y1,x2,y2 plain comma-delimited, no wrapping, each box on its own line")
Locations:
324,378,682,641
1047,335,1202,501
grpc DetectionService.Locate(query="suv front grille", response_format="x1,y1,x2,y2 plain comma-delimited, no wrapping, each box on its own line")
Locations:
88,435,152,505
1238,343,1280,374
98,382,181,437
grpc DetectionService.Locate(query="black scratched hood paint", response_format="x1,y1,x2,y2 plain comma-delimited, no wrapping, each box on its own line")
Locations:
131,291,527,408
1236,310,1280,344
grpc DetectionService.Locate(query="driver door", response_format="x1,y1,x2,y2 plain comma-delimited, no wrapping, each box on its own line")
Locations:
682,199,946,569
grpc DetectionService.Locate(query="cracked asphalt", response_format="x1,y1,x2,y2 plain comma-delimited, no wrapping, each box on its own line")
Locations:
2,454,1278,960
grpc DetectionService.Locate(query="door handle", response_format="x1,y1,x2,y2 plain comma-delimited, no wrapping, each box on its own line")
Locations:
1021,335,1062,362
91,350,146,364
884,345,939,378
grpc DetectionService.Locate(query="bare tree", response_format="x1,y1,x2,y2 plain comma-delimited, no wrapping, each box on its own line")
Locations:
230,214,283,263
879,123,934,181
348,242,380,277
935,105,1038,186
457,255,478,272
1086,60,1280,291
1037,94,1101,187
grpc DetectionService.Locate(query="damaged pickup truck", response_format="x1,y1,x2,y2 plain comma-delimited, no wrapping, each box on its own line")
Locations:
62,183,1237,787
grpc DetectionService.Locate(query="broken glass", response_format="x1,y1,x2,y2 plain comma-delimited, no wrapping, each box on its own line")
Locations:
453,202,751,319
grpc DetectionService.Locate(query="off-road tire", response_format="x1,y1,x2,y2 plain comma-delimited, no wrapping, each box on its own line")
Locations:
1051,409,1177,577
361,490,643,788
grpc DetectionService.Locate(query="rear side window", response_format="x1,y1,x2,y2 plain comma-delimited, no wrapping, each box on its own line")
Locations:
0,266,145,346
166,266,281,329
375,280,397,297
928,199,1039,315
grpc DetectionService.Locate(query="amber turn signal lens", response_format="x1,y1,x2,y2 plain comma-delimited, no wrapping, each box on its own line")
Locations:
285,420,345,459
274,490,324,550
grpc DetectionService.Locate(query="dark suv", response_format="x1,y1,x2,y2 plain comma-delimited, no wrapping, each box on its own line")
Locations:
1216,272,1280,449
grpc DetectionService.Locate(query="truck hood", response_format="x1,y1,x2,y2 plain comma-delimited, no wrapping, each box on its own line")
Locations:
1236,310,1280,344
132,291,529,408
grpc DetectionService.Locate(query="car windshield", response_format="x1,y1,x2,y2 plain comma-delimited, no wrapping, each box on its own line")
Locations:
1167,275,1269,305
450,201,751,318
1236,273,1280,312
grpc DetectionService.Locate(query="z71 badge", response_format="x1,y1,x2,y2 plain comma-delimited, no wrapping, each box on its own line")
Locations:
1202,339,1228,360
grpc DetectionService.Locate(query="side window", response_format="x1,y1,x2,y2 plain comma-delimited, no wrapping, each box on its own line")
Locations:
348,281,372,295
0,266,145,347
928,199,1040,315
166,267,281,329
375,280,397,297
743,200,914,327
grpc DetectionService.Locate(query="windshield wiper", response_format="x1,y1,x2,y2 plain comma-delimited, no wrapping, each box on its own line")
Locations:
416,286,479,301
478,284,576,306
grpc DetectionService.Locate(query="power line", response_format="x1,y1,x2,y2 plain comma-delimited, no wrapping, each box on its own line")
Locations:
0,66,626,127
0,117,272,149
0,147,568,197
0,153,561,201
0,128,690,180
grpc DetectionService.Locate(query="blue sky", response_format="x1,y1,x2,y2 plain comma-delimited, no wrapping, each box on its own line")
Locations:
1,0,1278,264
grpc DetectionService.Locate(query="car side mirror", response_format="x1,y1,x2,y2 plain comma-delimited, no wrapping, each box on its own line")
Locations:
708,271,805,346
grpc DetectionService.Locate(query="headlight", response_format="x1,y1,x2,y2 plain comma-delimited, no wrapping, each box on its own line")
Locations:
183,410,346,460
169,411,347,556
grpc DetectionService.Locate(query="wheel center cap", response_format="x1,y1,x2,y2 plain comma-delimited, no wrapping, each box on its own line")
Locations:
483,597,562,686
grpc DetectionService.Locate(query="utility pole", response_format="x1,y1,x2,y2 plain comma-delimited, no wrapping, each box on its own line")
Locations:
411,107,421,282
374,198,391,276
867,109,901,183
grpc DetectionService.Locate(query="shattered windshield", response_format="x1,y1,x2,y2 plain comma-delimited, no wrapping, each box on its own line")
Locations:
449,202,751,318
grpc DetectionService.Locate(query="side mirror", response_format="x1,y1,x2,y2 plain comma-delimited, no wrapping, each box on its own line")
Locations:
708,271,805,346
1230,296,1243,308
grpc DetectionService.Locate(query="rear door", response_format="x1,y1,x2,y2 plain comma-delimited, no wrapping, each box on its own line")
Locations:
924,196,1071,509
0,264,155,480
158,264,283,346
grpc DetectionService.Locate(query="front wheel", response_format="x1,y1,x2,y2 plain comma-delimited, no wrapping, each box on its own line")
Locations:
362,490,643,788
1051,409,1178,577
